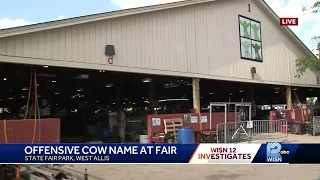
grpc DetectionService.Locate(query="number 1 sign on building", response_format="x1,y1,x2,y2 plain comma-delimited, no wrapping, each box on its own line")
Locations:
280,18,299,26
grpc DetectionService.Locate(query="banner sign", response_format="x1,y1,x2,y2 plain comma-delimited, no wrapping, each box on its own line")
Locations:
0,143,318,164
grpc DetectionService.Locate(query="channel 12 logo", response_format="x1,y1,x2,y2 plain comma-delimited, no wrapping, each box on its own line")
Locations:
266,142,290,163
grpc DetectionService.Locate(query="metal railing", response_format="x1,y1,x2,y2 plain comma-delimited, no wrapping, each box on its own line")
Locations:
313,116,320,136
216,119,288,143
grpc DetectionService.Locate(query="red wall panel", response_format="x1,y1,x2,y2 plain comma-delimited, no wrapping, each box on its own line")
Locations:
0,118,60,143
269,108,312,123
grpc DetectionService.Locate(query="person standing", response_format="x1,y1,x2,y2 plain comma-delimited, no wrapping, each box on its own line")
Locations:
116,106,126,143
77,102,91,142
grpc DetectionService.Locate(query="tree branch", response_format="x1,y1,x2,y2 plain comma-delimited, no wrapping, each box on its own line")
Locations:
302,1,320,13
311,1,320,12
312,36,320,41
295,57,320,78
296,1,320,78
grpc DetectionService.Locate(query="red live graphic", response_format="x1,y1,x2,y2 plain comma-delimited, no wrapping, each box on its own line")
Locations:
280,18,298,26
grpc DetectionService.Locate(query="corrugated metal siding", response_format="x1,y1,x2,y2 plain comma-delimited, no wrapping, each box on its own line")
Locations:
0,0,316,86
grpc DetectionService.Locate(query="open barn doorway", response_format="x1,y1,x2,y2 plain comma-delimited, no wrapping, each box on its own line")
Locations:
0,62,193,143
199,79,319,120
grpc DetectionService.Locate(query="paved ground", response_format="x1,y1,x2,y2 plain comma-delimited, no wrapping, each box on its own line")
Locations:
73,134,320,180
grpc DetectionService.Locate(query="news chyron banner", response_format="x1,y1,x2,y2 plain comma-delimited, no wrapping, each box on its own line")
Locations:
0,143,318,164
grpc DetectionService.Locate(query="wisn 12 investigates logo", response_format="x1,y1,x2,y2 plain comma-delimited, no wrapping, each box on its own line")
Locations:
266,142,290,163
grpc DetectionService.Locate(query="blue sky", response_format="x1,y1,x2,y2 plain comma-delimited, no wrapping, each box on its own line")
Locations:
0,0,119,23
0,0,319,54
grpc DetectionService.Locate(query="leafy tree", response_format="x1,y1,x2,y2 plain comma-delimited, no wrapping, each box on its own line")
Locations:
302,1,320,13
295,1,320,78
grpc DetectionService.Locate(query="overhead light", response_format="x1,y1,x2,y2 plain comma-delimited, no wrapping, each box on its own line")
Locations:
54,92,60,95
43,65,49,68
113,102,116,105
22,87,28,91
9,97,13,100
159,99,189,102
3,78,7,81
37,84,39,86
52,80,56,83
74,74,89,79
209,92,213,95
71,94,84,99
275,91,279,94
77,88,83,92
21,96,26,99
229,93,233,96
142,78,151,83
293,88,298,91
99,70,105,72
106,84,113,88
239,89,244,93
167,99,189,101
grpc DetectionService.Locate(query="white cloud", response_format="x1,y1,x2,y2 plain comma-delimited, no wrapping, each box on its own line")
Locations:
110,0,182,9
152,0,183,5
58,15,65,20
0,15,66,30
110,0,153,9
0,18,33,29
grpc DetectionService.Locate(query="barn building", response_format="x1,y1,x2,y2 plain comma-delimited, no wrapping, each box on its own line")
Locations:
0,0,318,142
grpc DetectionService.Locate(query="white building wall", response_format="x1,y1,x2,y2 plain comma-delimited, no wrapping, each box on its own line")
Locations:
0,0,316,86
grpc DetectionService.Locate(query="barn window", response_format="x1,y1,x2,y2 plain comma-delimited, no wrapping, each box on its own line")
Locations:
238,15,263,62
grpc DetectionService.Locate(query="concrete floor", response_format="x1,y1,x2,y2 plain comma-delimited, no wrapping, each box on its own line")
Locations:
73,134,320,180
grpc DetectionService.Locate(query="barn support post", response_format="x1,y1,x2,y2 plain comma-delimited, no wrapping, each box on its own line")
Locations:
192,78,200,112
286,86,292,110
192,78,201,143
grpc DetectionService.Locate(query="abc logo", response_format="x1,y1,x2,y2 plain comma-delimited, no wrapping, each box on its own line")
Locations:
280,147,290,155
